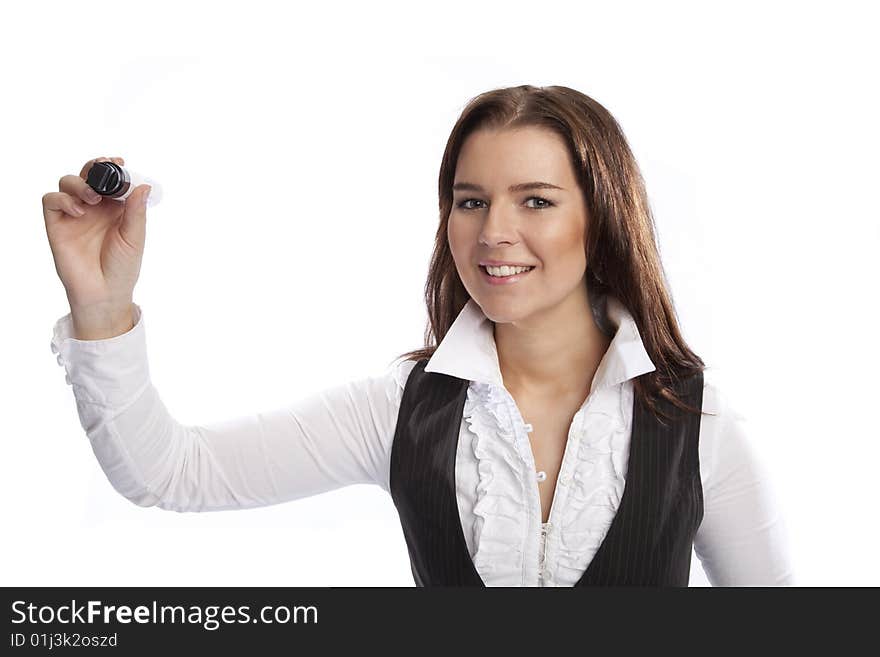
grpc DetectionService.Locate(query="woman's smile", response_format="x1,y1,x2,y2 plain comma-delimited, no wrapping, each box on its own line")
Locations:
479,264,537,285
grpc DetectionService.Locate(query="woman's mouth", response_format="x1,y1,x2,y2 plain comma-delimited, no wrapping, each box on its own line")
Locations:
479,264,536,285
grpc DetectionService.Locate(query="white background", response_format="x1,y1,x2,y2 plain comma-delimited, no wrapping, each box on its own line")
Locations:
2,0,877,586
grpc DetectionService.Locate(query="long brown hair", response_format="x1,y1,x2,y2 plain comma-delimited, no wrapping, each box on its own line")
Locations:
395,84,708,425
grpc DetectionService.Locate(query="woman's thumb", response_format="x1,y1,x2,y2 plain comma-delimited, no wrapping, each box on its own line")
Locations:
119,184,151,251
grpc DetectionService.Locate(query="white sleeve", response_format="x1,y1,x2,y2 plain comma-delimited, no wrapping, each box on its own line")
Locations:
50,303,412,513
693,375,797,586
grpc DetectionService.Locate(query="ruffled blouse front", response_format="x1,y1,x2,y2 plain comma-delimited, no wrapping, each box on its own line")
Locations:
454,375,631,587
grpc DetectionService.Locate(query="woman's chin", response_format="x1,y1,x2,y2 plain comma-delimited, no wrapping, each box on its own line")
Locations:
475,298,534,324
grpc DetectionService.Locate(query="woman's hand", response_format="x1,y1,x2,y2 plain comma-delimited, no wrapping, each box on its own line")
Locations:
42,156,153,338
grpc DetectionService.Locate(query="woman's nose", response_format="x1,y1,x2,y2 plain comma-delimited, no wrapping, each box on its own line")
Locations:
479,205,520,245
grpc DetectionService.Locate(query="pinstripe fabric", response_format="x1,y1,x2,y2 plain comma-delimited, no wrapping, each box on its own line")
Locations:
389,359,704,587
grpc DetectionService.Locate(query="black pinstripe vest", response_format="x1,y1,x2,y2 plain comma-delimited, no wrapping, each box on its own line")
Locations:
389,359,705,587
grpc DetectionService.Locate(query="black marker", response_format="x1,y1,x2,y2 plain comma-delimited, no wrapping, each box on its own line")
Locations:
85,161,162,207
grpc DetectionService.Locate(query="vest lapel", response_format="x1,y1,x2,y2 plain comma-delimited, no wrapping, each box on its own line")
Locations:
575,370,704,586
389,359,480,585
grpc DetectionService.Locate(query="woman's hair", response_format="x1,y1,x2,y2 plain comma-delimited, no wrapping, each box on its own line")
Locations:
396,84,706,424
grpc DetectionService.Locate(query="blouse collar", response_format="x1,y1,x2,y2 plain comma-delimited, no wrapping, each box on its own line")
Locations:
423,289,656,394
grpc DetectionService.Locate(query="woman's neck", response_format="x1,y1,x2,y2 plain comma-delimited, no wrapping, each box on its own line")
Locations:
494,285,612,400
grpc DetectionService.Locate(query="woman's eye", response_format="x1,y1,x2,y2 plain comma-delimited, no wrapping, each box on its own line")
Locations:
524,196,554,209
455,196,555,211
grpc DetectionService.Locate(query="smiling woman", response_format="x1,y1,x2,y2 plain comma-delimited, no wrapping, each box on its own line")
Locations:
399,87,704,424
388,85,792,586
46,85,794,588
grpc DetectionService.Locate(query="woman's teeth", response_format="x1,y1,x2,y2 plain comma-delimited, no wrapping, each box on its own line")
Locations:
485,265,534,277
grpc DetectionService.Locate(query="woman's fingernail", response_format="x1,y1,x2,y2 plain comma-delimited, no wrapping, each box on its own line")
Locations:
142,186,152,207
71,205,86,216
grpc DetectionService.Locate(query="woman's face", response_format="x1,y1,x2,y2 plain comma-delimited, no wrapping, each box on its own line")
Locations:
448,125,590,325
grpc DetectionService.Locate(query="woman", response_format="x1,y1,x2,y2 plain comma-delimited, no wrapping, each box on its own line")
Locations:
43,84,794,586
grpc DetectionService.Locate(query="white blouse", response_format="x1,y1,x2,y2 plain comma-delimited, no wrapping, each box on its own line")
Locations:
50,295,795,587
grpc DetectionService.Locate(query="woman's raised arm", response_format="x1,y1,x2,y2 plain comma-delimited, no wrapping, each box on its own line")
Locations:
51,302,410,512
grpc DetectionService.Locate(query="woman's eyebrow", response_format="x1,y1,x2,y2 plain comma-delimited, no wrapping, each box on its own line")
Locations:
452,181,565,193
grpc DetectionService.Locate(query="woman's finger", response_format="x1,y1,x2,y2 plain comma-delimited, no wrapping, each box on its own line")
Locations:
43,191,87,218
58,173,103,205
